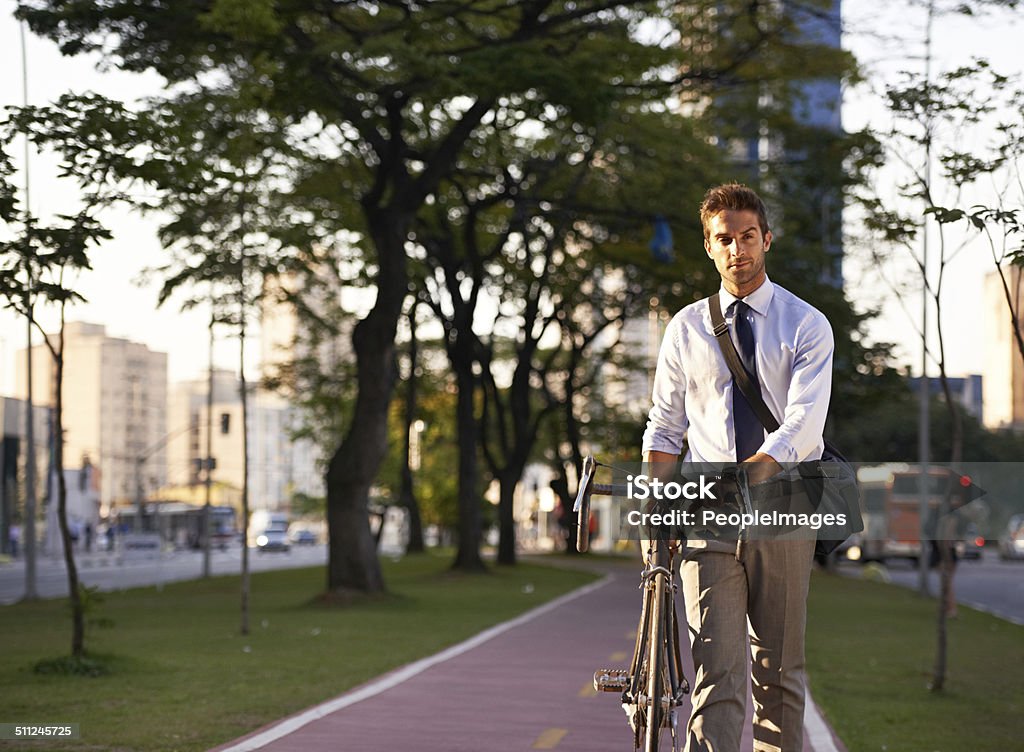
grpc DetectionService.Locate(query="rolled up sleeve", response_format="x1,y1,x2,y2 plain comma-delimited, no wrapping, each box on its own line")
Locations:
759,312,833,463
642,317,689,455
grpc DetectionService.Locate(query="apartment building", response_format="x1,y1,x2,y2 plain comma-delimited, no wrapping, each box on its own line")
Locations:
168,372,324,515
16,322,168,516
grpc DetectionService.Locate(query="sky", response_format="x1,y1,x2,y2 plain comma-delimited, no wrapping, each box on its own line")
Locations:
0,2,1022,397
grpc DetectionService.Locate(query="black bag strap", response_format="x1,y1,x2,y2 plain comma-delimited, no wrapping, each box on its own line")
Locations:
708,293,781,434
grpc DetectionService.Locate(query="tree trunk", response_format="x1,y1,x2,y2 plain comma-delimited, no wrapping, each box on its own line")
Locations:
401,304,425,554
563,367,585,479
492,378,534,566
452,356,485,571
931,374,963,692
496,469,519,566
239,311,251,636
325,214,407,594
53,318,84,658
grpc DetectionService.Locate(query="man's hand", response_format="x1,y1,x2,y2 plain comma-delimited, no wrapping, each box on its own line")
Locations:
644,451,680,484
743,452,782,484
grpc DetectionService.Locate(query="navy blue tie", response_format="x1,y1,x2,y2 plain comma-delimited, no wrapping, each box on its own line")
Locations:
731,300,763,462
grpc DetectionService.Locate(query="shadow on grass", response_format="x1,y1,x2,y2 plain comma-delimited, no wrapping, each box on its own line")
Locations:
307,588,398,608
33,653,111,678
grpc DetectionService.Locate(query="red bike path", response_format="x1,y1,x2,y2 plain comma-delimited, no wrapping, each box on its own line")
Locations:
210,560,847,752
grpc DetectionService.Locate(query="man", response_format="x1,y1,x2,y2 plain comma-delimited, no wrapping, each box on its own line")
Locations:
642,183,834,752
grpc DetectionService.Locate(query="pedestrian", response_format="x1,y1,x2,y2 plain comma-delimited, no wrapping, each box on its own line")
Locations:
9,523,20,558
642,183,834,752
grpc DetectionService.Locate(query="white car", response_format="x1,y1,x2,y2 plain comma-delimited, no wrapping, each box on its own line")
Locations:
998,515,1024,561
256,527,290,553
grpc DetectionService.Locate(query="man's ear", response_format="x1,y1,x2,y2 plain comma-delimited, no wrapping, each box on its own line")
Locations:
763,230,773,253
704,237,712,258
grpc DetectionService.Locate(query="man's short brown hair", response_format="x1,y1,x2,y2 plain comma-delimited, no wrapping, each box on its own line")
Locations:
699,183,770,239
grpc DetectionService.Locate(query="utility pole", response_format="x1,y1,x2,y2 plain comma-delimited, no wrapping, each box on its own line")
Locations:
917,0,935,597
129,374,144,533
202,304,215,578
20,19,38,601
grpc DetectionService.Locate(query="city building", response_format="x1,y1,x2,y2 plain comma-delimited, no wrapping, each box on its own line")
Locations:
0,397,50,556
982,267,1024,429
16,322,168,517
167,371,324,517
166,368,242,488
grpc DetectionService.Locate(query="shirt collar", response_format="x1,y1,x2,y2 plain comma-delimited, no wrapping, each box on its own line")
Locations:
718,276,774,318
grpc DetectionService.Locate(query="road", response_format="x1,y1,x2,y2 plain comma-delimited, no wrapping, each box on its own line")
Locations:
0,544,328,605
837,549,1024,625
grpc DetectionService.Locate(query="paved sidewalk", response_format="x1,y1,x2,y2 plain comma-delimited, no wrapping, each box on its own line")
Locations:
210,561,846,752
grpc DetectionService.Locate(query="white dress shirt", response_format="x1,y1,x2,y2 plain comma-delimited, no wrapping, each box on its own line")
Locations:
641,277,833,463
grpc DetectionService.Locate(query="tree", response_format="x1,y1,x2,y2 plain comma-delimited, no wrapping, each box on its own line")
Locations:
410,0,870,566
854,39,1022,689
925,77,1024,391
414,104,714,566
125,73,304,631
18,0,828,591
0,95,135,660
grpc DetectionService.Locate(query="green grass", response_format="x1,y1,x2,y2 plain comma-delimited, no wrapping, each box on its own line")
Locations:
0,552,596,752
806,571,1024,752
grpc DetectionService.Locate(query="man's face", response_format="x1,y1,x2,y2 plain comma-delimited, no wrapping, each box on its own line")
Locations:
704,209,771,297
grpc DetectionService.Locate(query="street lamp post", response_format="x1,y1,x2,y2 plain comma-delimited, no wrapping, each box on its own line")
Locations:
917,0,935,597
20,19,38,602
202,306,215,578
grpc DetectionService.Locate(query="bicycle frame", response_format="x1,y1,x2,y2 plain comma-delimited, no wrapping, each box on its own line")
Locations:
575,456,690,752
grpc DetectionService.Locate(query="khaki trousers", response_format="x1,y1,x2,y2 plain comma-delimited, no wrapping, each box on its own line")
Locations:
680,538,815,752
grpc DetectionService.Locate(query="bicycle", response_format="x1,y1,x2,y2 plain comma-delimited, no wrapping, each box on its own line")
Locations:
573,455,690,752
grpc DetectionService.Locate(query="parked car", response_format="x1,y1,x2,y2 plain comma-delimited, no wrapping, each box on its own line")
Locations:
957,524,984,561
256,527,291,553
290,528,318,546
999,515,1024,561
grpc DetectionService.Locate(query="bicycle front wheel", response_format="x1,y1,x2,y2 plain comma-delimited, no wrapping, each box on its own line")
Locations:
644,570,666,752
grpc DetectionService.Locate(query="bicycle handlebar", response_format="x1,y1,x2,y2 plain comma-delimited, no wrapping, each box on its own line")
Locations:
574,457,631,553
